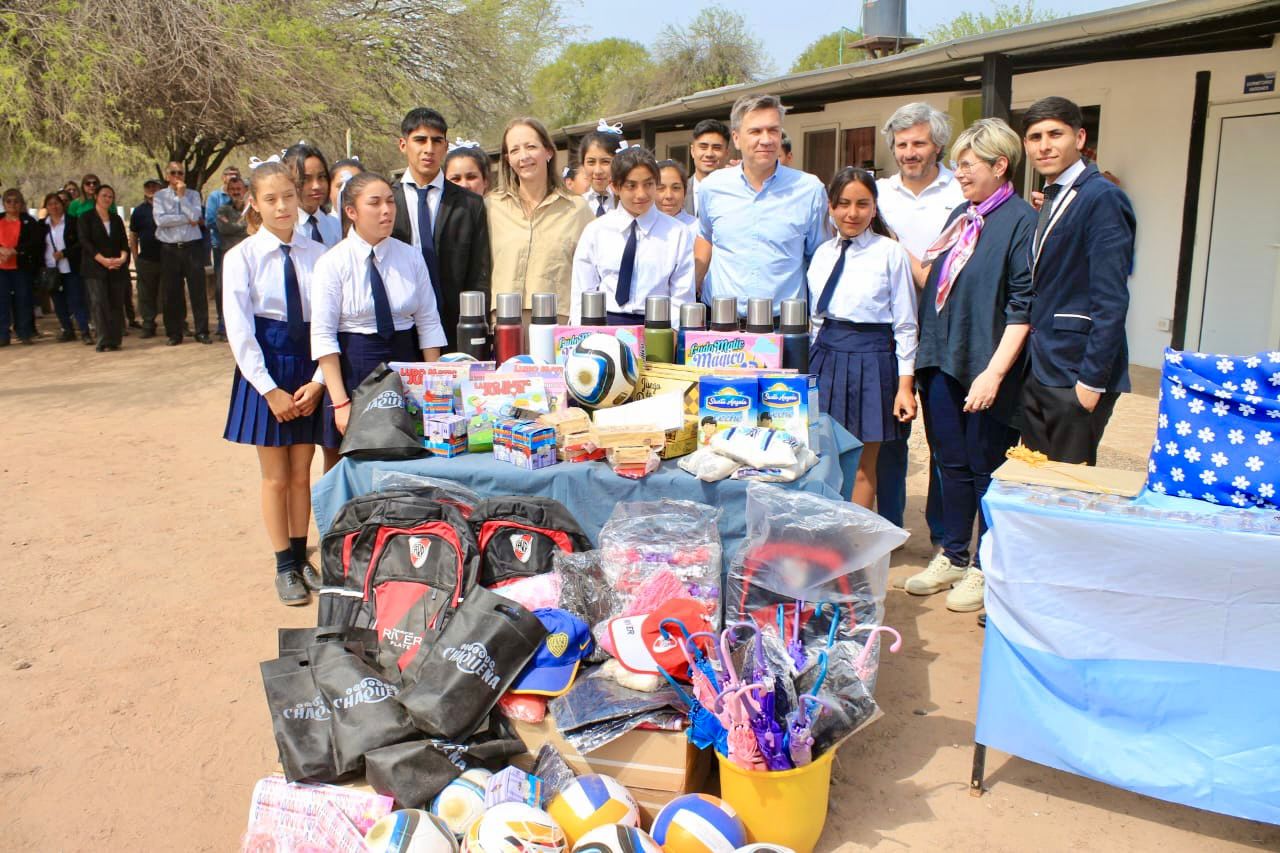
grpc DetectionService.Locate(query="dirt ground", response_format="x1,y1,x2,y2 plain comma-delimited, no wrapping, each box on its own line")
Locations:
1,311,1277,852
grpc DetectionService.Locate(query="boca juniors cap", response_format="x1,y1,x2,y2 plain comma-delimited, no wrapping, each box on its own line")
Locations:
510,608,594,697
608,598,715,681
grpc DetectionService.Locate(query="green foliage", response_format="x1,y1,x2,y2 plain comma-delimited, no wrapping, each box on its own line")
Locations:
790,29,864,73
647,5,773,100
531,39,653,129
925,0,1058,43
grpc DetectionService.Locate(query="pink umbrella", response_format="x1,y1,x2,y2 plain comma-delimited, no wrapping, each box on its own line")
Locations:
853,626,903,683
715,683,767,771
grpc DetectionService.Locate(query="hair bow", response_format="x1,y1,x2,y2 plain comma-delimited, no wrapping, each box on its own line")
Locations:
449,137,481,152
561,166,570,179
248,154,282,169
596,119,624,135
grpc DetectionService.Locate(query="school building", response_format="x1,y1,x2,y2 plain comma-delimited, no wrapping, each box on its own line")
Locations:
545,0,1280,369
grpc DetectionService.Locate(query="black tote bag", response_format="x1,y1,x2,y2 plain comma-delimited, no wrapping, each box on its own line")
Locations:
309,641,419,776
364,740,462,808
260,652,339,783
340,364,428,460
397,587,547,740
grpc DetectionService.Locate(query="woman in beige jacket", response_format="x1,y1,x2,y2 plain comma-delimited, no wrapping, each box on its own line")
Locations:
486,117,593,323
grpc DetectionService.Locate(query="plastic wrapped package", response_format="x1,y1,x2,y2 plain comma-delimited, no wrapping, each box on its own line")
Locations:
599,500,723,612
678,447,740,482
369,471,482,518
549,665,680,733
532,744,577,805
552,550,619,664
725,483,906,646
794,644,882,754
561,709,672,754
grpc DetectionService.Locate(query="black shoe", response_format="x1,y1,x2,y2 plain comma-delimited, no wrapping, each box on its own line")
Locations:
195,333,213,344
129,319,142,329
977,612,987,628
140,328,156,339
107,345,121,351
81,333,94,345
57,329,76,342
275,570,311,606
167,337,182,346
299,560,322,592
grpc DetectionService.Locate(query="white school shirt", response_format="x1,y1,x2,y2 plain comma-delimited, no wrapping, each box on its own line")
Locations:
43,217,70,273
399,169,445,250
569,206,695,324
295,207,341,248
311,231,447,359
806,229,919,375
223,228,327,395
583,187,617,216
875,166,966,259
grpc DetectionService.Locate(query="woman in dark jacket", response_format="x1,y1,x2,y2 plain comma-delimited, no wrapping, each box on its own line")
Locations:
78,184,131,351
0,188,45,345
903,118,1037,614
43,192,93,344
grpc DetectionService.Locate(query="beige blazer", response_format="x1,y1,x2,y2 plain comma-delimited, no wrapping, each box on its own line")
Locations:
486,186,593,315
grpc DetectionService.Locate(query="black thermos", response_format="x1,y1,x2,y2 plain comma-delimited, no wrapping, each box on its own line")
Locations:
456,291,491,359
780,298,810,371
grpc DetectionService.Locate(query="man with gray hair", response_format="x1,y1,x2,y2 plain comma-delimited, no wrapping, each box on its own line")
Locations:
875,102,965,540
694,94,827,315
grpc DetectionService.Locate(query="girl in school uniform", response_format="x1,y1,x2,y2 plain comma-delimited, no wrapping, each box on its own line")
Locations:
312,171,447,446
654,159,700,241
579,121,626,216
562,163,590,196
221,160,329,606
570,147,694,325
283,142,341,247
444,144,491,197
329,158,364,239
808,167,919,509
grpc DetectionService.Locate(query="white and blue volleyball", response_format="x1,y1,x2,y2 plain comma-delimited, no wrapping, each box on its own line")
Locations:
431,768,492,837
546,774,640,846
650,794,747,853
440,352,479,363
366,809,460,853
565,333,637,409
572,825,663,853
498,354,548,372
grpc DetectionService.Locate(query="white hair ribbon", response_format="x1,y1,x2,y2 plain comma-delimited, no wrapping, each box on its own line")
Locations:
248,154,282,170
596,119,624,135
449,138,481,152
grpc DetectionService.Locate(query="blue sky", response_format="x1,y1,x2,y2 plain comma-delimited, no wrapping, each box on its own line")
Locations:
562,0,1127,72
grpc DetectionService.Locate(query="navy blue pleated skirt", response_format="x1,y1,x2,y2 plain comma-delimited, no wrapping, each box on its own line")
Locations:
223,317,326,447
811,319,904,444
320,329,421,448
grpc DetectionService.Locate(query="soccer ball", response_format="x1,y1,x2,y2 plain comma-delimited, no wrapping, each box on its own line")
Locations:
431,769,493,837
461,803,567,853
498,354,548,372
564,333,637,409
546,775,640,846
734,847,797,853
440,352,479,363
366,809,460,853
572,825,663,853
650,794,747,853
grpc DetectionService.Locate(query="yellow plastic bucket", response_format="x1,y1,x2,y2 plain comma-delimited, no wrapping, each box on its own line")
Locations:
715,750,836,853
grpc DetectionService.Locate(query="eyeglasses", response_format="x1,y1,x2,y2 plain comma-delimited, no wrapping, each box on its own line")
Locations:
167,169,185,176
951,159,988,175
84,180,100,186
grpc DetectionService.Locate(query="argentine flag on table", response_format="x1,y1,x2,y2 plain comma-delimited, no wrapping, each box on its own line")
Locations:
976,481,1280,825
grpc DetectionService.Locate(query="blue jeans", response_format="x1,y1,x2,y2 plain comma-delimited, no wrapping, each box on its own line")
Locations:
920,369,1019,567
0,268,34,342
51,271,90,334
876,422,945,543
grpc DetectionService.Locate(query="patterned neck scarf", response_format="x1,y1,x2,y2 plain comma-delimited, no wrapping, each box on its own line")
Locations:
923,181,1015,312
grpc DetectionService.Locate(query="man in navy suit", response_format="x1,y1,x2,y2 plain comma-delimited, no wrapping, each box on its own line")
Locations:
1021,97,1136,465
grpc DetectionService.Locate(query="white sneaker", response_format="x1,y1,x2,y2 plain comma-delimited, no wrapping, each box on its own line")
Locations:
946,568,985,612
904,552,968,596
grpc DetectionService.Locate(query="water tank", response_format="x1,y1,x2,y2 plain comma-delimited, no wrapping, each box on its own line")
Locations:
862,0,910,39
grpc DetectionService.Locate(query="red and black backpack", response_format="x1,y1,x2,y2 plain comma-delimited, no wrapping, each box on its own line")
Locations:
469,497,593,587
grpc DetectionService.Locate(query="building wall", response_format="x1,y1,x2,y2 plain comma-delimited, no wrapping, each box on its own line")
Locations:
652,42,1280,368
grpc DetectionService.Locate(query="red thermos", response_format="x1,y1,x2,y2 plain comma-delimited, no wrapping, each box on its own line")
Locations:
494,292,524,365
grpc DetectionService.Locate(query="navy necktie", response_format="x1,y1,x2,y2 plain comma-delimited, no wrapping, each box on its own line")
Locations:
616,220,638,308
280,244,304,342
368,250,395,340
815,238,852,316
1034,183,1063,253
415,185,442,305
307,214,322,244
595,194,607,217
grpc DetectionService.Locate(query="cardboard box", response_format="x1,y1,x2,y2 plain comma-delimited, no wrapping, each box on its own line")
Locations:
698,376,761,443
510,716,712,796
758,375,812,446
553,326,646,365
683,331,783,369
660,416,699,460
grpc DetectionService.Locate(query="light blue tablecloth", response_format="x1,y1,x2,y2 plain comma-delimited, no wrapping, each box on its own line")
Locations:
312,415,861,560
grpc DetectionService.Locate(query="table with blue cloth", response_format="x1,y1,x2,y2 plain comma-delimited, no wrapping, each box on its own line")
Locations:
313,415,861,559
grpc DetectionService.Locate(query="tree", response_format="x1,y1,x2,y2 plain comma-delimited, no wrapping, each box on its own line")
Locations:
0,0,563,189
925,0,1058,43
642,5,774,104
790,29,865,73
530,39,653,130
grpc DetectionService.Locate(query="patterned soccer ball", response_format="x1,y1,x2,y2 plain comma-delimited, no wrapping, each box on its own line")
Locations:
366,809,460,853
546,775,640,847
650,794,747,853
440,352,479,363
498,354,548,372
565,333,637,409
431,769,493,837
461,803,567,853
571,825,663,853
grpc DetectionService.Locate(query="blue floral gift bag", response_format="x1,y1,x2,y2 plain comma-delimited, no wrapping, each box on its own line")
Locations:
1146,348,1280,508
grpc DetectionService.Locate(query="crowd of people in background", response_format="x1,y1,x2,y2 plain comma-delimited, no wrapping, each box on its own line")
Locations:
0,94,1135,614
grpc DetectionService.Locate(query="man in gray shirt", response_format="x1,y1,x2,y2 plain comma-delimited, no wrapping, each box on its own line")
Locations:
154,160,211,344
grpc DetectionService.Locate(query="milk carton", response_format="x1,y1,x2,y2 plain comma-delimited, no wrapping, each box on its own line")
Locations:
697,376,761,446
757,376,811,446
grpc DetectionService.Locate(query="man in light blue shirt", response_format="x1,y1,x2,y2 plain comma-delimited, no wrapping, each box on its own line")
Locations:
695,93,828,317
204,165,239,339
154,160,211,344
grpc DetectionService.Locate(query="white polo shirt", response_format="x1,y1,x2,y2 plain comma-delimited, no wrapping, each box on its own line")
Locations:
875,165,966,259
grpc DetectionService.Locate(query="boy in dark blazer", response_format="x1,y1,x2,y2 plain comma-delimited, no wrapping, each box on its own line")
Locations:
1021,97,1136,465
390,107,491,352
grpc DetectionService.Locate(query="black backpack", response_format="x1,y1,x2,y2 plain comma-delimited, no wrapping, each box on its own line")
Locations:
469,497,593,587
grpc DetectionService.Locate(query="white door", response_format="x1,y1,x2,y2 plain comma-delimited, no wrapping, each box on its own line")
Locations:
1196,105,1280,353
